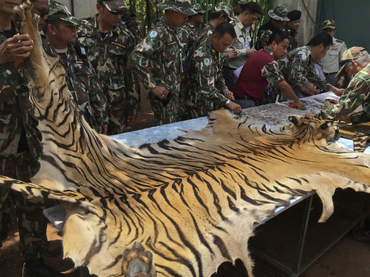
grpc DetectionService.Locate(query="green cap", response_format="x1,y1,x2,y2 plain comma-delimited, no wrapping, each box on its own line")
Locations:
191,3,206,14
322,19,336,30
157,0,194,15
48,1,80,26
215,2,233,18
268,5,290,22
98,0,127,12
336,47,367,77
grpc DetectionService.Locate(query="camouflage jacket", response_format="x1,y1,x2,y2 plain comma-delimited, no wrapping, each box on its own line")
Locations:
316,63,370,124
43,41,109,127
255,21,275,51
77,15,139,114
185,37,228,108
0,25,41,157
177,22,198,62
131,17,182,98
198,22,229,65
278,46,332,91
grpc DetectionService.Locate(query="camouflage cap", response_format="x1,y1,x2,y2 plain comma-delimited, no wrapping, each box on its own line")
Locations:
214,2,233,18
268,5,290,22
234,0,249,4
191,3,206,14
336,47,367,77
322,19,336,30
48,1,80,26
157,0,194,16
98,0,127,12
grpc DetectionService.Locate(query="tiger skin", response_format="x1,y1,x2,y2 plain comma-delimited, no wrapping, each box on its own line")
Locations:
1,2,370,277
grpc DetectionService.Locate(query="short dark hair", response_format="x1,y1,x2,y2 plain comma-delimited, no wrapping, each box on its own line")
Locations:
43,19,61,34
240,2,262,15
211,11,228,20
213,22,236,39
307,32,333,48
267,30,289,46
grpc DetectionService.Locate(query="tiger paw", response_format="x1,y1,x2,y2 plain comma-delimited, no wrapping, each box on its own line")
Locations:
13,0,40,36
121,242,156,277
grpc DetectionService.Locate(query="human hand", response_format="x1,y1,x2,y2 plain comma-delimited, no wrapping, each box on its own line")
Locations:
224,90,235,101
226,101,242,115
98,125,108,135
336,79,344,89
330,86,343,96
0,34,33,65
245,48,256,57
227,49,237,59
295,100,306,110
127,114,137,125
304,82,315,92
151,86,168,100
339,115,351,123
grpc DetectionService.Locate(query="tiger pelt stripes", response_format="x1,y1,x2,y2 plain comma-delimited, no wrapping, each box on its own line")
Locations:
1,2,370,277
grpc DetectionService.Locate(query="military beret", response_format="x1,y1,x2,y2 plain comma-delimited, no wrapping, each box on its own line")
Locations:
287,10,301,21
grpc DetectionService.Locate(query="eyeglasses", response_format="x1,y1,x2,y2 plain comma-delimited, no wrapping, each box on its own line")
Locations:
33,7,49,18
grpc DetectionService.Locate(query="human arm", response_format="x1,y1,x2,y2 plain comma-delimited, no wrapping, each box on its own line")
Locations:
262,61,306,110
0,34,33,66
315,77,370,123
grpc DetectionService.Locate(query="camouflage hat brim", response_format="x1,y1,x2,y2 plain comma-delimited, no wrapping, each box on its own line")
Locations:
101,0,127,12
336,64,348,77
157,1,194,15
61,16,80,27
268,9,290,22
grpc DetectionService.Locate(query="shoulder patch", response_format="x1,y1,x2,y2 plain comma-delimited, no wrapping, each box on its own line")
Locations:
150,31,158,39
302,54,307,61
203,58,210,67
336,39,343,43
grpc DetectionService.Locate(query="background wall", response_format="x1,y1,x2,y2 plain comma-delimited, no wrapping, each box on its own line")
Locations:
57,0,97,19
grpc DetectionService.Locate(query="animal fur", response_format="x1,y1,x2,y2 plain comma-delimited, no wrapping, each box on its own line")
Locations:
1,2,370,277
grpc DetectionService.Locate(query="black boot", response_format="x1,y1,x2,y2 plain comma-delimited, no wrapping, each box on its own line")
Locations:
22,257,64,277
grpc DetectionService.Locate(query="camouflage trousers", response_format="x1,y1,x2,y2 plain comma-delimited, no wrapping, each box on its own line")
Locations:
149,91,180,126
108,109,127,135
0,151,49,261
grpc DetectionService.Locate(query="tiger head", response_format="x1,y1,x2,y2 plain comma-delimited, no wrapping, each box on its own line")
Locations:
286,116,339,145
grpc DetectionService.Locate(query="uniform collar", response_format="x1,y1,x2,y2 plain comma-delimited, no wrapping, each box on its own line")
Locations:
264,46,276,59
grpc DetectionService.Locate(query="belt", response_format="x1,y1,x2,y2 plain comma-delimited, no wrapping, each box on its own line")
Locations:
324,72,337,77
234,95,256,101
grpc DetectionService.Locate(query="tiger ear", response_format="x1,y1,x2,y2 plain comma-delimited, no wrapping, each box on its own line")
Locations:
320,121,333,130
288,116,299,126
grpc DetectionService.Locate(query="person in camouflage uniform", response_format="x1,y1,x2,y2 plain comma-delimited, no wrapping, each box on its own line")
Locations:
255,5,289,51
0,0,64,276
277,32,343,102
198,2,233,45
314,47,370,123
185,22,242,118
44,1,109,134
177,3,205,65
131,0,193,126
78,0,139,135
233,30,305,110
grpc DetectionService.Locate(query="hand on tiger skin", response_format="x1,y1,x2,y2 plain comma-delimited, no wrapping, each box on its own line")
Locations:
226,101,242,115
99,125,108,135
127,114,137,125
330,86,343,96
339,115,351,123
0,34,33,66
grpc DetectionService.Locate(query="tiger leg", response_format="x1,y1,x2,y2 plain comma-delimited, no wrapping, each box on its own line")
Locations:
121,242,156,277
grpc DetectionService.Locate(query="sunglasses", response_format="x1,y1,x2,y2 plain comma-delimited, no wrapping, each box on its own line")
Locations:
33,7,49,18
109,9,124,15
